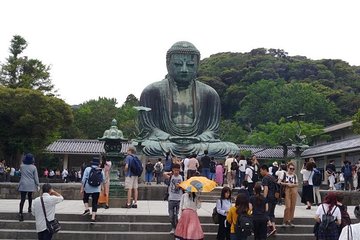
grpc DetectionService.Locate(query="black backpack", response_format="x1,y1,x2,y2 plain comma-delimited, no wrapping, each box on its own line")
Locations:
87,168,103,187
319,205,337,231
312,169,322,187
236,213,253,237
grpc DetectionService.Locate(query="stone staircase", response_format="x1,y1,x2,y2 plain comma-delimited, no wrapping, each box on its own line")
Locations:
0,212,315,240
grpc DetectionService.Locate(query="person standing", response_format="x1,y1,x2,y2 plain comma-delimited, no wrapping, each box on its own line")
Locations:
32,183,63,240
326,160,336,190
300,162,315,210
341,161,353,191
209,157,216,181
123,146,139,208
18,153,40,221
245,158,255,196
145,160,154,185
238,155,247,187
183,155,190,180
339,205,360,240
81,157,105,222
163,164,183,234
175,191,203,240
216,187,231,240
280,162,298,227
98,156,111,209
187,153,199,179
154,158,164,184
250,183,268,240
215,163,225,186
224,154,236,189
260,165,277,237
200,150,211,179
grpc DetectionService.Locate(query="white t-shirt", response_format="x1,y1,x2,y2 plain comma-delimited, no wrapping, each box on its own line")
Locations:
238,160,247,172
315,203,341,222
183,158,189,172
339,223,360,240
245,166,254,183
300,169,314,185
276,170,286,182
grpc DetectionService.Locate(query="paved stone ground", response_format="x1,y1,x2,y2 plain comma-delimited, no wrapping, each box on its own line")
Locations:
0,199,357,219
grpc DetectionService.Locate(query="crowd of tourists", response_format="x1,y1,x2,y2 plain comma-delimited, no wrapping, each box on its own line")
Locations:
10,149,360,240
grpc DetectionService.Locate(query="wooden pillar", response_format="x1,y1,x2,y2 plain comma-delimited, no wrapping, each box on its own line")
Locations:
63,154,69,170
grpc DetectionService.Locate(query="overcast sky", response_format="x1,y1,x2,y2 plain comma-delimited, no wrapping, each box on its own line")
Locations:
1,0,359,106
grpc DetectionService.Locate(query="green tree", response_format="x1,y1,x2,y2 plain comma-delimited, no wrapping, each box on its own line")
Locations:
117,94,139,140
237,80,341,127
245,120,326,158
0,87,73,163
72,97,119,139
219,119,248,144
353,109,360,134
0,35,54,94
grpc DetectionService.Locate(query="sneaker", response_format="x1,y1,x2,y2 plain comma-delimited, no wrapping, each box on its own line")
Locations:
281,223,287,228
104,205,109,209
82,209,90,216
122,203,131,208
169,228,175,234
90,219,96,224
131,204,138,208
28,208,32,213
18,213,24,222
289,222,295,228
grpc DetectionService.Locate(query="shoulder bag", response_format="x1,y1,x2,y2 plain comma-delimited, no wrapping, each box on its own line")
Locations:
40,197,61,234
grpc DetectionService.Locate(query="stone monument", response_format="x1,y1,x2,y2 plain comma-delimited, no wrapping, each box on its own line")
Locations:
136,41,239,157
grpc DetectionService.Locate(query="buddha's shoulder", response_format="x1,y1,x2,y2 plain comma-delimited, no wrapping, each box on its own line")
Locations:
195,80,219,95
142,79,168,92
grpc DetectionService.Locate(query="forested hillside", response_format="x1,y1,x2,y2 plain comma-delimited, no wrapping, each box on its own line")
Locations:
198,48,360,146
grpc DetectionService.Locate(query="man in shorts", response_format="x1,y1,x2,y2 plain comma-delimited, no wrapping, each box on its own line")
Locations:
123,146,139,208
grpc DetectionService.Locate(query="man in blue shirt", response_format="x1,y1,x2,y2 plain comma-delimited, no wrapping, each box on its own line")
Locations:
123,146,139,208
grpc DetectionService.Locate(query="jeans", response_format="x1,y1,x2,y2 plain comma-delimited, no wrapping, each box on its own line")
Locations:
209,172,215,180
38,230,52,240
202,168,210,179
168,200,180,229
145,171,153,183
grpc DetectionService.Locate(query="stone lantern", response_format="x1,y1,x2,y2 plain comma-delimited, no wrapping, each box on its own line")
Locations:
98,119,128,202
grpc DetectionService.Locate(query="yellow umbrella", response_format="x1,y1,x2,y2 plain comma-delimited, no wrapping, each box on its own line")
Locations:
179,176,217,192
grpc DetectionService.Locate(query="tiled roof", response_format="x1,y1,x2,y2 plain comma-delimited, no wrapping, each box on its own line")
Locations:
238,144,296,159
301,136,360,158
45,139,131,155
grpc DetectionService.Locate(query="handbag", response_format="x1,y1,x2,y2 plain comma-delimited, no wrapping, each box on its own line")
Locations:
40,197,61,234
212,207,219,224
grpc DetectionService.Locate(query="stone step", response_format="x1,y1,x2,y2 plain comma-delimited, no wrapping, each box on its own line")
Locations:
0,219,315,233
0,229,315,240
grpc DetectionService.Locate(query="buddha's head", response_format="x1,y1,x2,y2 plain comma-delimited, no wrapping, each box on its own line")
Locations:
166,41,200,87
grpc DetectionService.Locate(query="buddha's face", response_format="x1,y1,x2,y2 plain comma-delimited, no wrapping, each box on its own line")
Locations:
168,53,198,85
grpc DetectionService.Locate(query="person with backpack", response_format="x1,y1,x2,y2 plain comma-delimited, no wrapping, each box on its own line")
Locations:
81,156,105,222
123,146,142,208
250,183,268,240
314,192,342,240
312,164,323,206
216,187,232,240
280,162,298,228
341,161,353,191
238,155,247,188
300,161,315,210
163,164,184,235
154,158,163,184
226,192,252,240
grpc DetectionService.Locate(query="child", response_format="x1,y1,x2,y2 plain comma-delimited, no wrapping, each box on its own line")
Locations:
163,164,183,234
